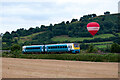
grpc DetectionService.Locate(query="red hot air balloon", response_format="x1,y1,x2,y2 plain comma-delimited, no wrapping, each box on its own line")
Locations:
87,22,100,36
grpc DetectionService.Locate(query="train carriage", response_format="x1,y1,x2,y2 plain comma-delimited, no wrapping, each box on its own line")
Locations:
22,43,80,54
22,45,43,54
45,44,68,53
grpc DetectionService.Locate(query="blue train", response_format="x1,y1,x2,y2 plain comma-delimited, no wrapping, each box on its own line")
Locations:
22,43,80,54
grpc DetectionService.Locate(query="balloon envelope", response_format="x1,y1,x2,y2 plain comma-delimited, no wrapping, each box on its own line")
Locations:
87,22,100,36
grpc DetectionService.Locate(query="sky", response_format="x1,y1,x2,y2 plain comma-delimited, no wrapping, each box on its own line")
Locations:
0,0,119,33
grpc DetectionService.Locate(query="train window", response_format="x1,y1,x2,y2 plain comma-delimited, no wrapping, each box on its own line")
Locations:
68,46,72,49
60,46,62,48
58,46,60,48
51,46,53,49
74,44,79,47
65,46,67,48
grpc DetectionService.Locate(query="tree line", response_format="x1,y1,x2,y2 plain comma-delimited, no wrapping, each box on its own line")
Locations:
2,12,120,50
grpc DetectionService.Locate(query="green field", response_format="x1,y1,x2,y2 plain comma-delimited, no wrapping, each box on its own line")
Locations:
15,32,45,44
51,34,115,42
94,34,115,38
95,45,110,48
85,41,113,45
51,35,92,42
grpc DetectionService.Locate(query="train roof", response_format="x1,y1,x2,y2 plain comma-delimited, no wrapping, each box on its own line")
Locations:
45,43,74,46
23,43,79,48
23,45,44,48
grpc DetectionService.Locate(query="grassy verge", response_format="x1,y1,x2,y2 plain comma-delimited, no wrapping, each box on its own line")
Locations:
2,52,119,62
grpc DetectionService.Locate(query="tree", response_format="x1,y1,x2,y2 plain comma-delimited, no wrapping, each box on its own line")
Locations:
110,43,120,53
41,25,46,29
92,14,97,17
113,37,120,45
3,31,12,40
88,14,92,18
11,44,21,51
87,44,98,53
48,24,53,31
104,11,110,15
71,19,78,23
80,43,89,50
66,21,69,24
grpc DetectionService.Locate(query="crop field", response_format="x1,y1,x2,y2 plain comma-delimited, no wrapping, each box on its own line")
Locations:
2,58,118,78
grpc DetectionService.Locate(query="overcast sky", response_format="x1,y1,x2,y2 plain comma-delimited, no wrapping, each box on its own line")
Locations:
0,0,119,33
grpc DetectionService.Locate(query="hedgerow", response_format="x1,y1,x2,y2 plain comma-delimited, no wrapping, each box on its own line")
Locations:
2,52,119,62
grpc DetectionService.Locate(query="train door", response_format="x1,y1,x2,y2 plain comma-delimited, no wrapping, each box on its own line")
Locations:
43,45,45,53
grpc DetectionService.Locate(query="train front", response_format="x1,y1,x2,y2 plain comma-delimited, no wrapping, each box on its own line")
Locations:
72,43,80,53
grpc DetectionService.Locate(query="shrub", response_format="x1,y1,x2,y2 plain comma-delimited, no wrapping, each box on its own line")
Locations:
87,44,98,53
11,44,21,51
110,43,120,53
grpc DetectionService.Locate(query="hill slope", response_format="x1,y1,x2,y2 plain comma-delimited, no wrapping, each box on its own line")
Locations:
2,13,120,49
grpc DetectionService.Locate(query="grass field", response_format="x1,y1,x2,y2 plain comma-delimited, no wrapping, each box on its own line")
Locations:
94,34,115,38
95,45,110,48
51,34,115,42
85,41,113,45
85,41,113,48
15,32,45,44
51,35,92,42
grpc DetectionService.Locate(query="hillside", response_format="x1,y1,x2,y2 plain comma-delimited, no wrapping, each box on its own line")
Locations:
2,13,120,50
51,34,115,42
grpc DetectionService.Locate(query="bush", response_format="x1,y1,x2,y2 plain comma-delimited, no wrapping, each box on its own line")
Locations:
2,52,119,62
110,43,120,53
80,43,89,50
11,44,21,51
87,44,98,53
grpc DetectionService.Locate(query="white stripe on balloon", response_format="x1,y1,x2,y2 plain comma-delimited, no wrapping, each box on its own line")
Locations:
87,27,100,31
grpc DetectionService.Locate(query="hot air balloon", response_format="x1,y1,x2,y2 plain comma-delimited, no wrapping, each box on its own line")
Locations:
87,22,100,36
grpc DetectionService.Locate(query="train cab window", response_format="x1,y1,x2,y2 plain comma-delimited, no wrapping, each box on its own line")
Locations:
74,44,79,47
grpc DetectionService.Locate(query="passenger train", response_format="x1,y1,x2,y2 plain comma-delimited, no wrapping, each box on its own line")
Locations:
22,43,80,54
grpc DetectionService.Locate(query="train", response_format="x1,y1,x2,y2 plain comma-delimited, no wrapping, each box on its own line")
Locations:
22,43,80,54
